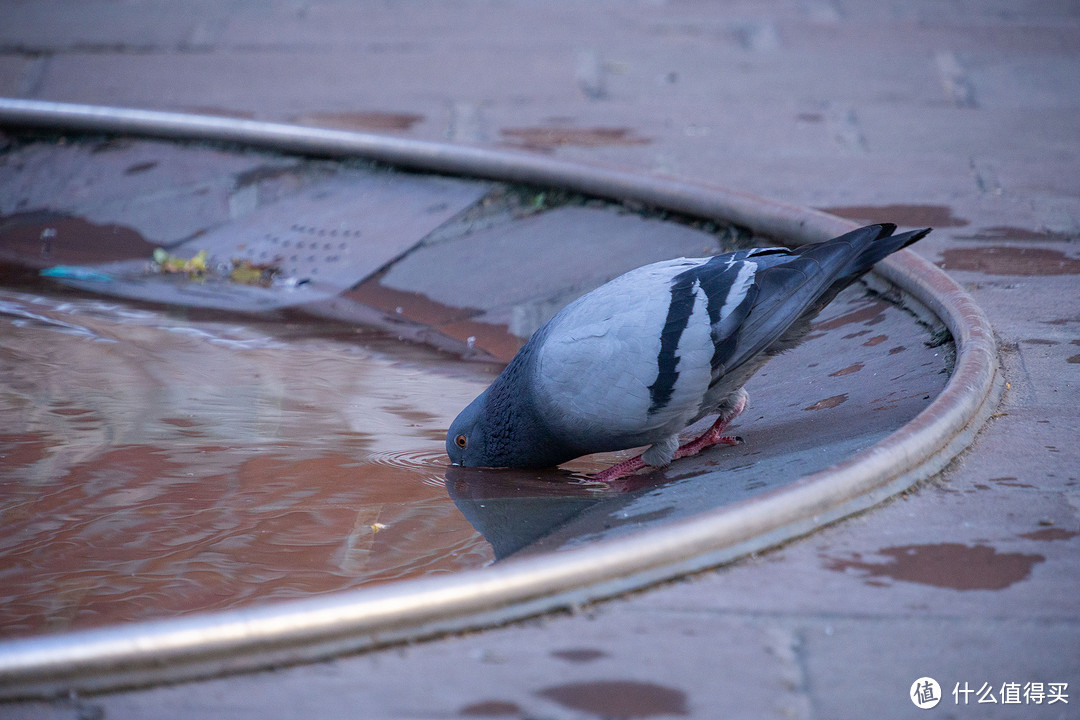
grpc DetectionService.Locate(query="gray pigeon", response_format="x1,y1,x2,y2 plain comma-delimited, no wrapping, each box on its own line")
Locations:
446,223,930,481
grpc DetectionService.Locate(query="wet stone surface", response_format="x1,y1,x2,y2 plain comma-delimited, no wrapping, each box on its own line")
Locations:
0,212,157,271
938,245,1080,276
535,680,689,719
821,543,1046,591
0,136,303,246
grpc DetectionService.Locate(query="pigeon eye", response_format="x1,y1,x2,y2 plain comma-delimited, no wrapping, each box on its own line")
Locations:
455,434,468,449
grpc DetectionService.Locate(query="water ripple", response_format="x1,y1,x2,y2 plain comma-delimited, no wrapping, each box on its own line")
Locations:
363,447,450,484
0,297,114,343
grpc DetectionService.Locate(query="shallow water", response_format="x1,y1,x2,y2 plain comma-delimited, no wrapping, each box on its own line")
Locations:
0,278,941,639
0,286,618,637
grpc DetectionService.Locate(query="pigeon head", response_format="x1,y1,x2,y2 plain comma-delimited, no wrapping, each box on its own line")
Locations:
446,387,495,467
446,347,577,469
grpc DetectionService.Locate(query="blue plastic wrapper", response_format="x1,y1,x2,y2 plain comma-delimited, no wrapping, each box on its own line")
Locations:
40,265,114,283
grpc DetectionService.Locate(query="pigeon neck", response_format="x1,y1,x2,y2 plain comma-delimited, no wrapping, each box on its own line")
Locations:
483,341,577,468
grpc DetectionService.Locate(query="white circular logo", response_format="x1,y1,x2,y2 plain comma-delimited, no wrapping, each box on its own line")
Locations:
911,677,942,709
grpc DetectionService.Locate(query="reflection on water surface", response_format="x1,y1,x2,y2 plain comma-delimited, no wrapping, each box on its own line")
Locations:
0,286,523,637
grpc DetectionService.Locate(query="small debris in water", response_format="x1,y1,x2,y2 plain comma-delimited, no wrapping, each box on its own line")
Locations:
277,276,308,289
40,265,114,283
153,248,208,277
228,258,279,287
149,248,297,287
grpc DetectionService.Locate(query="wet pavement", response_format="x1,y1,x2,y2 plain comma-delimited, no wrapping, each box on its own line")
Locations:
1,1,1079,718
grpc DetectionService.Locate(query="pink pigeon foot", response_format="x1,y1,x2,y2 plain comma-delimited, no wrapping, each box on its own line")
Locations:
592,393,747,483
591,454,648,484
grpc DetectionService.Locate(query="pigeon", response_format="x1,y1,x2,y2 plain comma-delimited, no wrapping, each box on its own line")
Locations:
446,223,931,481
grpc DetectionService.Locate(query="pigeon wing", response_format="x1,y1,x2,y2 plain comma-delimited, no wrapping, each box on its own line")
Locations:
709,224,927,383
532,258,717,451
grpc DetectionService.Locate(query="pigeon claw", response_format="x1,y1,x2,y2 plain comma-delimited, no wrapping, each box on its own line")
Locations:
591,455,648,483
592,395,749,483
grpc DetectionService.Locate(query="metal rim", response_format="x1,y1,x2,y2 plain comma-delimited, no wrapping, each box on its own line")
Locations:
0,99,1000,698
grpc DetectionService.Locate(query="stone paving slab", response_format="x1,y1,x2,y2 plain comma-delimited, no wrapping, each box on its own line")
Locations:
382,203,721,338
0,58,30,98
0,137,302,246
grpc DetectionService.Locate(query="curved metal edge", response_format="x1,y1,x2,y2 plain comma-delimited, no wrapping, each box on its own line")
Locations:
0,99,1001,699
